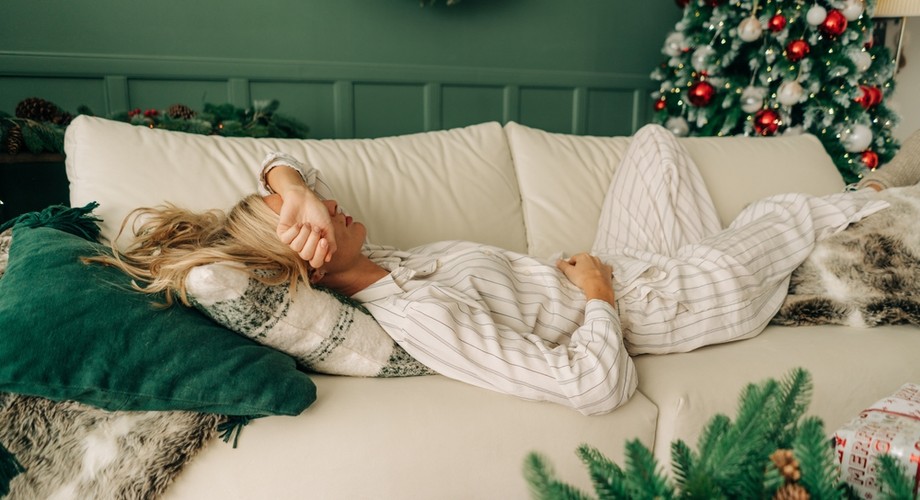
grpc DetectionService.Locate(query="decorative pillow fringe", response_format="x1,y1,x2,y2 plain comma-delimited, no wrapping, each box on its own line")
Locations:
0,202,102,242
217,415,255,449
0,440,25,498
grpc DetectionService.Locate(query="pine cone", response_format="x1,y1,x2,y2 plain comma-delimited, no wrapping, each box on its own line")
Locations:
774,483,810,500
770,449,802,482
167,103,196,120
16,97,58,123
5,125,23,155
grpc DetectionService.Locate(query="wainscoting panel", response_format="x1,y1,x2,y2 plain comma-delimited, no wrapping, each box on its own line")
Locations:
0,76,108,118
441,85,506,131
0,53,659,141
353,82,427,139
586,88,645,138
250,81,337,139
126,79,231,112
519,87,576,135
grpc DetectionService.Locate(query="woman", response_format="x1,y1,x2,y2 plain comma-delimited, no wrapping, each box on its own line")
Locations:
100,125,911,416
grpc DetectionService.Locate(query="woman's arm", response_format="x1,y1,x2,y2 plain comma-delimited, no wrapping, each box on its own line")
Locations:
358,277,636,416
258,153,337,268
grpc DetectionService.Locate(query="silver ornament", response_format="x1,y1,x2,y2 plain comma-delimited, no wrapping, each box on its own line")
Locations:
841,124,873,152
806,5,827,26
776,81,805,106
738,16,764,42
666,116,690,137
691,45,717,72
842,0,865,21
664,32,686,57
850,49,872,72
740,86,765,114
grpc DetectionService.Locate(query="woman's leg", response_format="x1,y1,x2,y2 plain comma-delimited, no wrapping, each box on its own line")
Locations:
615,187,888,355
592,124,722,257
592,125,889,355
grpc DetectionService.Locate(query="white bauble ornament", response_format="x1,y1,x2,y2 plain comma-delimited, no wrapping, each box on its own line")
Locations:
850,49,872,72
806,5,827,25
842,0,865,21
691,45,717,72
776,81,805,106
738,16,764,42
740,85,765,113
666,116,690,137
664,32,686,57
842,124,873,152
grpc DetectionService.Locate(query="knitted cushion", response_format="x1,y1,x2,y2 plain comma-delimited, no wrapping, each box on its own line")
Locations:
186,262,435,378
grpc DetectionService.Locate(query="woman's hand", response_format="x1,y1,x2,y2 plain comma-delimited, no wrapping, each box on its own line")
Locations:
557,253,616,306
267,166,338,268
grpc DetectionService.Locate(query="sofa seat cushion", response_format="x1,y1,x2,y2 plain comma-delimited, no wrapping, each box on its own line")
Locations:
633,324,920,465
505,122,846,258
163,374,659,500
65,116,527,253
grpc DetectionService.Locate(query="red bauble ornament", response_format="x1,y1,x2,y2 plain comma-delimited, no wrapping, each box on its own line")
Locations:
786,39,811,62
675,0,690,8
706,0,724,6
868,86,883,106
768,14,787,32
688,81,716,107
753,109,781,136
855,85,883,108
861,150,879,169
654,98,667,111
820,9,848,37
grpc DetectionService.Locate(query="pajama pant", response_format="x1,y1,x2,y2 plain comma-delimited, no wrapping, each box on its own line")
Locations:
593,124,888,355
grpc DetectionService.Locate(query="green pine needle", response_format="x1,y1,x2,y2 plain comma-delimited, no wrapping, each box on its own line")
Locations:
623,439,674,500
523,453,593,500
792,417,843,500
875,454,915,500
576,445,628,499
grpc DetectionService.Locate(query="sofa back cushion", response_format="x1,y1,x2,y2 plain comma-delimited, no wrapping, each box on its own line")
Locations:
505,122,846,258
65,116,527,253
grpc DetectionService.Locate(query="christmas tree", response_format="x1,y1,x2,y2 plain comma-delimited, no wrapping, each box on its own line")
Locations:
651,0,901,184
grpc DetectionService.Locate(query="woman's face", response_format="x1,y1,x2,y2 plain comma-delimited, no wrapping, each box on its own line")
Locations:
262,194,366,274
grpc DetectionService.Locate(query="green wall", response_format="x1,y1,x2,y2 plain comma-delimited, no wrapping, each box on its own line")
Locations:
0,1,681,139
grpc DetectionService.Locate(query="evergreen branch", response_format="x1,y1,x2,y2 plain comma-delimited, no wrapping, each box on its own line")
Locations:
696,413,731,462
576,444,628,500
699,380,779,497
793,417,843,500
875,454,916,500
769,368,813,449
622,439,674,500
523,452,594,500
669,439,695,488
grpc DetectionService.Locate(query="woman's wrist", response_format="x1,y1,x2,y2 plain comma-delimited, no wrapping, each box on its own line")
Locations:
266,166,312,198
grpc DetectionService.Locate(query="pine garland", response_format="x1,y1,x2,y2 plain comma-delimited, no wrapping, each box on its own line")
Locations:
2,98,310,156
524,368,918,499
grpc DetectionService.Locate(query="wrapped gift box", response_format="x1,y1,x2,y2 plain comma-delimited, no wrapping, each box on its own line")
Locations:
834,383,920,499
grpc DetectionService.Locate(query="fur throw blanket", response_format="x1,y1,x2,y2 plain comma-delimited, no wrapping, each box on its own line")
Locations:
0,392,220,500
772,184,920,327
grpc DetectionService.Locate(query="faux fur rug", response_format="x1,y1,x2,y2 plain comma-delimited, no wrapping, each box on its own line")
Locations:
0,393,221,500
772,184,920,327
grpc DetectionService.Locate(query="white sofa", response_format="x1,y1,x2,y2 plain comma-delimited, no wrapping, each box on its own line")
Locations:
63,116,920,500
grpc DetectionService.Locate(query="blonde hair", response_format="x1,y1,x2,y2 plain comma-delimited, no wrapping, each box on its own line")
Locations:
86,194,310,307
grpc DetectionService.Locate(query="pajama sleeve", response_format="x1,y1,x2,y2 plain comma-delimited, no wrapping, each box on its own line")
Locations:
256,151,336,201
355,274,638,416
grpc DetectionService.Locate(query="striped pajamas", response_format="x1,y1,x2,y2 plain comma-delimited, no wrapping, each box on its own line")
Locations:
261,125,888,415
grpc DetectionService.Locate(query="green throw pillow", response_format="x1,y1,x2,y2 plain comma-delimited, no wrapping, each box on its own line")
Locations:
0,224,316,417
